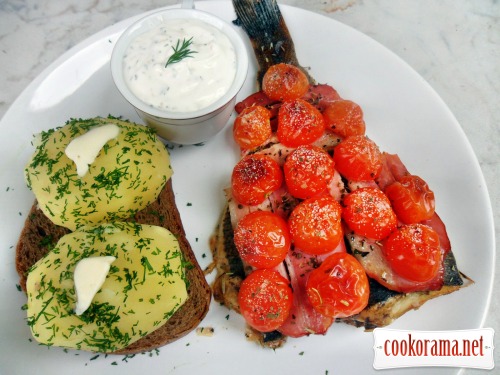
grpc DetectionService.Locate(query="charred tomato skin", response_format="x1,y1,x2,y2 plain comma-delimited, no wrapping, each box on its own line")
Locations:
238,269,294,332
306,252,369,318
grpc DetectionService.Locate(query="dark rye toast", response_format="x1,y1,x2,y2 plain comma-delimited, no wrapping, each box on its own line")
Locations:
16,178,212,355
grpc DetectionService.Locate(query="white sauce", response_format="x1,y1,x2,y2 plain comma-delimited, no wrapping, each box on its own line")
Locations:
122,18,237,113
74,256,116,315
65,124,120,177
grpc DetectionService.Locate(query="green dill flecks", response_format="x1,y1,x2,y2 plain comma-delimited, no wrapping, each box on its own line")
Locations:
26,223,187,352
141,256,155,282
25,118,172,231
38,235,55,250
122,354,136,363
165,37,198,68
79,303,121,327
91,166,129,191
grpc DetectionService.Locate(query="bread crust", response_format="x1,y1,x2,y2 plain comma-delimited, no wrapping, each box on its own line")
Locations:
16,178,211,354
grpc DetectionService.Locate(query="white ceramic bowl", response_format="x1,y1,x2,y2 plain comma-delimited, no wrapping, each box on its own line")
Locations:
111,7,249,144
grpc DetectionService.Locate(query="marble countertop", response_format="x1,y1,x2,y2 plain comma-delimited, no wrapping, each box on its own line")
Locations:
0,0,497,373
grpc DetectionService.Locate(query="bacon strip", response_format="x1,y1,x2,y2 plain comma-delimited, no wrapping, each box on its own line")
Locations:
278,241,345,337
348,152,450,293
379,153,452,254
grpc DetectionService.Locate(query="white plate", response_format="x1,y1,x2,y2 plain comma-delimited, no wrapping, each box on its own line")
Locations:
0,2,494,375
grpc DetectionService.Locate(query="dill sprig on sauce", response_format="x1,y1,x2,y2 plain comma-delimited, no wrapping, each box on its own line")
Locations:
165,37,197,68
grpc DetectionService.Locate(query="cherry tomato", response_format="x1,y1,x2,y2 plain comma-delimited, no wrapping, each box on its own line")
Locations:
383,224,441,282
234,211,291,269
288,196,343,255
323,100,366,137
231,154,283,206
233,106,272,150
385,175,436,224
283,145,336,199
262,63,310,102
306,252,369,318
238,269,293,332
333,135,383,181
277,99,325,148
342,187,397,240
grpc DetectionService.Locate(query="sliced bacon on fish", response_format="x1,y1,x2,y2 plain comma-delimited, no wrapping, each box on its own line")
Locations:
278,241,345,337
377,152,451,254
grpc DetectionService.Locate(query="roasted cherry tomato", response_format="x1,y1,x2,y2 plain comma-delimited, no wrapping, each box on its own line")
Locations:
322,100,366,137
233,106,272,150
383,224,441,282
238,269,293,332
283,145,336,199
234,211,291,269
306,252,369,318
231,154,283,206
333,135,382,181
288,195,343,255
385,175,436,224
342,187,397,240
277,98,325,148
262,63,309,102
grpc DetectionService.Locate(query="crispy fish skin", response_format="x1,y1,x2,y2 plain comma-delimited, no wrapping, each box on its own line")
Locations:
339,251,472,330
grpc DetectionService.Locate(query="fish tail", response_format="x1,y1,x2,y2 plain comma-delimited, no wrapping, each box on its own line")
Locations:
232,0,315,86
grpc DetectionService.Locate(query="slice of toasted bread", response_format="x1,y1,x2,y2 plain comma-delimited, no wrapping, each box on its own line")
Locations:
16,178,211,354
